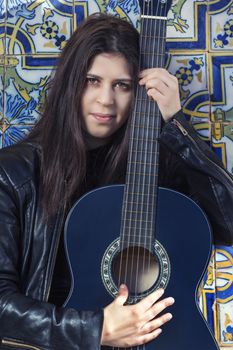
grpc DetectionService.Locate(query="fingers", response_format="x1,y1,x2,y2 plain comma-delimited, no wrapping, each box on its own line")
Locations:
102,286,174,348
136,327,163,346
137,288,165,311
138,67,181,121
138,68,179,99
145,297,175,322
141,312,173,334
139,68,177,88
135,289,175,329
129,312,173,347
114,284,129,306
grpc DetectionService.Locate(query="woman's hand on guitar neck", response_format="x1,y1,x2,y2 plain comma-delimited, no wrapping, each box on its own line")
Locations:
101,285,175,347
139,68,181,122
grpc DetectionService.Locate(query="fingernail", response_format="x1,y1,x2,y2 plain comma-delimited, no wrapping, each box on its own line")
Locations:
119,284,127,290
167,313,173,320
168,297,175,304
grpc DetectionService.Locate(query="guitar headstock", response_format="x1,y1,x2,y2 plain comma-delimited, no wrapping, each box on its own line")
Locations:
138,0,172,18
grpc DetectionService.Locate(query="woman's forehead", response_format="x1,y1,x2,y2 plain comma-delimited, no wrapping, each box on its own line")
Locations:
87,53,132,78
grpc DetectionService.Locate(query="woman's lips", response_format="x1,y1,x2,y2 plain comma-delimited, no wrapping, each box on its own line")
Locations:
91,113,115,122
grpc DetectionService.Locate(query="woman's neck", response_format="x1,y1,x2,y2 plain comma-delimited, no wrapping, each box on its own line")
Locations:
84,132,112,150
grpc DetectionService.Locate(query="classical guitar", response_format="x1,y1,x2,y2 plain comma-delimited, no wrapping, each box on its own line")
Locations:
64,1,220,349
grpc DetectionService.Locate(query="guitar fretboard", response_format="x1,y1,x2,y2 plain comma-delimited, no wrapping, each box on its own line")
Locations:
120,14,167,250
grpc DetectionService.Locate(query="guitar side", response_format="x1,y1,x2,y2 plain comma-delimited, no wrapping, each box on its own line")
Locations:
64,184,220,350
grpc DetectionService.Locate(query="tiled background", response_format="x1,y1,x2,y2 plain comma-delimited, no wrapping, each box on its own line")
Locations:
0,0,233,348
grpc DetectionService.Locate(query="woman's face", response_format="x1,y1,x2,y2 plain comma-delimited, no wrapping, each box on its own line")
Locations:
81,53,134,149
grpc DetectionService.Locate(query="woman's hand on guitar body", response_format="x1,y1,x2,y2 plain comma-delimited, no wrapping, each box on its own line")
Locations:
139,68,181,122
101,285,175,347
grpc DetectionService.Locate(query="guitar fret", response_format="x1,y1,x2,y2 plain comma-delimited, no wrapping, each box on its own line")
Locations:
122,224,154,230
124,181,157,189
133,97,155,101
122,226,154,235
141,52,166,55
126,165,159,170
140,35,166,39
133,109,160,113
126,174,158,179
127,160,158,165
123,208,154,214
123,218,154,224
128,148,158,154
126,172,158,177
124,191,156,196
128,138,158,143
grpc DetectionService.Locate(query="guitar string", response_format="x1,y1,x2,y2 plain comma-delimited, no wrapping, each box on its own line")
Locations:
127,0,164,349
140,1,168,349
133,2,149,349
129,0,148,346
141,3,153,350
138,0,157,321
137,1,159,350
126,1,150,349
130,2,147,320
112,4,167,348
146,0,163,285
141,1,162,349
112,0,147,347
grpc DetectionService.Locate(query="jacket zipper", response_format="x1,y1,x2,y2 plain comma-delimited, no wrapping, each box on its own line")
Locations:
172,118,233,185
1,339,40,350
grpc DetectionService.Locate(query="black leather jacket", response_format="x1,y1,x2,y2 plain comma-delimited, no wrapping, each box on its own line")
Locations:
0,112,232,350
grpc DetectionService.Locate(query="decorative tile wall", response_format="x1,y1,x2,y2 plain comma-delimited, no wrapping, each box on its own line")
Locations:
0,0,233,348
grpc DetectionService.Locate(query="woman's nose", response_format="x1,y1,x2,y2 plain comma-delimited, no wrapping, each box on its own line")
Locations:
97,85,114,106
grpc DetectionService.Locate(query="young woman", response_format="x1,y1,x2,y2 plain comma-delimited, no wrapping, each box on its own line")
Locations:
0,13,232,350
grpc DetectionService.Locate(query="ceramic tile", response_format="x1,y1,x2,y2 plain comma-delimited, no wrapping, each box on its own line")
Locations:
2,122,33,146
198,250,217,332
0,0,6,55
166,0,208,50
209,53,233,172
74,0,140,30
6,0,75,55
3,54,55,144
209,0,233,52
0,55,4,124
215,246,233,345
209,54,233,123
210,122,233,174
0,125,3,147
1,55,4,147
167,52,211,140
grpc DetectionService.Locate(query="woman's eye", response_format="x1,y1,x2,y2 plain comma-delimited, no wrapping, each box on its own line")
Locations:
86,77,99,85
115,82,132,91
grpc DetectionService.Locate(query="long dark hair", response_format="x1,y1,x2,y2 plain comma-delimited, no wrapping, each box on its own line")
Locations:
28,13,139,217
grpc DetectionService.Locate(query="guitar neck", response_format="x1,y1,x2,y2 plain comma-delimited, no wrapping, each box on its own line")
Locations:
120,11,168,249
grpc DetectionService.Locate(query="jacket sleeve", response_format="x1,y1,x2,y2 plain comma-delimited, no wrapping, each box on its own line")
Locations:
0,165,103,350
159,110,233,246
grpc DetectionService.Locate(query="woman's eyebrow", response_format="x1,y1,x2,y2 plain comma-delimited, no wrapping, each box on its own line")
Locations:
86,73,101,79
86,73,132,82
114,78,133,82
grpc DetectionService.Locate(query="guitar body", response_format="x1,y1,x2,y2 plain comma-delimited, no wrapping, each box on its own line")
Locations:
64,184,219,350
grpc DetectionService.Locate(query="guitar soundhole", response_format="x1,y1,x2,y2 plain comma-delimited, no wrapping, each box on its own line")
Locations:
112,246,160,295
